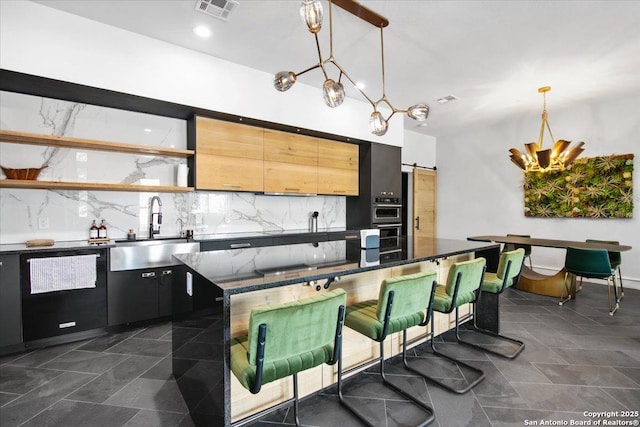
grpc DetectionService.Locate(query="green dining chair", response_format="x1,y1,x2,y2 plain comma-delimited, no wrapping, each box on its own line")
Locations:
338,271,437,426
564,247,620,316
457,249,526,358
404,257,487,394
586,239,624,301
230,288,346,426
505,234,533,269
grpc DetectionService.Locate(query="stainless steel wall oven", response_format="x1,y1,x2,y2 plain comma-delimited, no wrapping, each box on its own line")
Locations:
372,197,402,224
373,223,402,253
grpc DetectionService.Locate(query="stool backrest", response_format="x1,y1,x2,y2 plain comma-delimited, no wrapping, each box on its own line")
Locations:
497,248,525,286
446,257,486,302
247,288,347,365
506,234,532,256
565,247,612,279
376,271,438,322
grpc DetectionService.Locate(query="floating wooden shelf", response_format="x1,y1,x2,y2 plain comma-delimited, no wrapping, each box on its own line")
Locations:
0,129,194,158
0,179,194,193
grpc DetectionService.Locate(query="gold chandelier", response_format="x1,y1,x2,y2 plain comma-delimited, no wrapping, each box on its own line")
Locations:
273,0,429,136
509,86,585,172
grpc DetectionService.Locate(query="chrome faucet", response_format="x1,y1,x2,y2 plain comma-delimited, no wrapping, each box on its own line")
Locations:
149,196,163,239
176,218,184,237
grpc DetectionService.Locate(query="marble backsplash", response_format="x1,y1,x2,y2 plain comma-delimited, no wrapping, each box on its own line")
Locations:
0,92,345,244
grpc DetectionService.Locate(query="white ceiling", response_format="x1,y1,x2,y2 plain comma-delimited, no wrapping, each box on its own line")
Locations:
31,0,640,137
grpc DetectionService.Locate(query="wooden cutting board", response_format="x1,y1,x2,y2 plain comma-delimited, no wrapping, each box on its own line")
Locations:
25,239,55,247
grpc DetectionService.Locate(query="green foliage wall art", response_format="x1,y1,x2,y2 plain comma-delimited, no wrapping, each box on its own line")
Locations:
524,154,634,218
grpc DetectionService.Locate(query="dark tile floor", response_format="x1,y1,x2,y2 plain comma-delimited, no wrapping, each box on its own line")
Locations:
1,282,639,427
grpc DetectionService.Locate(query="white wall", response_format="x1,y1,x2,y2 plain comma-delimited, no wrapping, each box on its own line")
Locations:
437,91,640,286
402,130,437,173
0,0,404,146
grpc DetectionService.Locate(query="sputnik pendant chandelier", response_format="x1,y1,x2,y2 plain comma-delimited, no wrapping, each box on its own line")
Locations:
509,86,585,172
273,0,429,136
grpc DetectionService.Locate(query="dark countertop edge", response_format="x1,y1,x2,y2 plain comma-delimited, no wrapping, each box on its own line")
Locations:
0,241,115,254
194,228,359,242
177,240,500,296
0,229,361,254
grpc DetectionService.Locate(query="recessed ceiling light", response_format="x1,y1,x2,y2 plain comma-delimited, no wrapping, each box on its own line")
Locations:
193,25,212,38
143,128,152,133
436,95,458,104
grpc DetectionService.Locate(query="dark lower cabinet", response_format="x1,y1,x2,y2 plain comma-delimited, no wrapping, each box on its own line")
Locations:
108,267,174,326
0,254,22,347
20,249,108,342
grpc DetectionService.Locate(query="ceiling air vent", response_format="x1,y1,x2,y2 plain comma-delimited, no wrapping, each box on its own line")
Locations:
195,0,239,21
436,95,458,104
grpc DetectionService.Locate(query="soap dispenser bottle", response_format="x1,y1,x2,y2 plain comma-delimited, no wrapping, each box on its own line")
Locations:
98,220,108,239
89,220,99,240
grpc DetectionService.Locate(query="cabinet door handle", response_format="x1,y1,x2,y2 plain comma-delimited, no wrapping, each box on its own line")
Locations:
223,184,242,189
284,187,300,192
415,216,420,230
333,190,346,194
230,243,251,249
162,270,172,276
142,272,156,278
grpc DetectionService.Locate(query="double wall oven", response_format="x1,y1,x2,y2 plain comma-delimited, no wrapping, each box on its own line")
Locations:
372,196,402,254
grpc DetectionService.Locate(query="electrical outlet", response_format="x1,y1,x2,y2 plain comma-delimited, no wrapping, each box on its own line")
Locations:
38,217,50,229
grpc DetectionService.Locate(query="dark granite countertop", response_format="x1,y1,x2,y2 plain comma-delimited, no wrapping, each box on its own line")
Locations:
193,228,357,241
174,237,498,295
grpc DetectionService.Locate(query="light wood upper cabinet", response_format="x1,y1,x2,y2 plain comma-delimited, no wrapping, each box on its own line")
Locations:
318,139,358,196
193,118,359,196
194,117,264,192
263,129,318,194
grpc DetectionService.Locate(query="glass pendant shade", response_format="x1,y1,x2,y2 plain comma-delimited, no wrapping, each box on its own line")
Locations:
322,79,345,107
273,71,297,92
369,111,388,136
407,103,430,121
300,0,323,34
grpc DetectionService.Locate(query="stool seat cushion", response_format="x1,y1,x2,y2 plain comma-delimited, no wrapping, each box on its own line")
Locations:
482,273,512,293
432,284,477,313
345,300,425,341
231,335,333,390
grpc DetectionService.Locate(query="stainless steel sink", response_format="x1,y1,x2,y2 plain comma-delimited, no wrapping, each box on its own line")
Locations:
110,238,200,271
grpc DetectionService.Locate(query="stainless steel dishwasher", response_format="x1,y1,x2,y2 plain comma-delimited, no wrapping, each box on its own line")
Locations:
108,239,199,326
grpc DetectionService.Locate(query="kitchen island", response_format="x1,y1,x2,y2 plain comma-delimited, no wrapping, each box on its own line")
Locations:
171,237,499,426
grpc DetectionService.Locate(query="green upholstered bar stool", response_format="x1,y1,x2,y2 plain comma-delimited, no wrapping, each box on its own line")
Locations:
505,234,533,269
338,271,438,427
586,239,624,300
564,247,621,316
457,249,526,359
230,288,346,426
404,257,487,394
